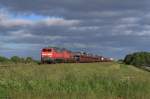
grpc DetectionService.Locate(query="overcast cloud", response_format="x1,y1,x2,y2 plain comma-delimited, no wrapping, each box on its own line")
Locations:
0,0,150,59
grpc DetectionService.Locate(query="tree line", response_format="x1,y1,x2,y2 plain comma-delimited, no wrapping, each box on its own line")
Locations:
0,56,39,64
124,52,150,67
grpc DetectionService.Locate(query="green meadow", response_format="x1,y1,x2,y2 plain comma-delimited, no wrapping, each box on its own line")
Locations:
0,62,149,99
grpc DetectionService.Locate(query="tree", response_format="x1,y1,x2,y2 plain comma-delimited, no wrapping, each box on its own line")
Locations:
124,52,150,67
11,56,21,63
25,57,33,63
124,54,133,64
0,56,9,63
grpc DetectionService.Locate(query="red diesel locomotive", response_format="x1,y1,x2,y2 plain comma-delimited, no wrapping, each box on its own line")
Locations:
41,47,112,63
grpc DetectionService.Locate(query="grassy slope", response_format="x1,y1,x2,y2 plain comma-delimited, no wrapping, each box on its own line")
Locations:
0,62,150,99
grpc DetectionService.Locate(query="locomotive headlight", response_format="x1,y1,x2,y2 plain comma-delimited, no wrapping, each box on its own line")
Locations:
42,53,46,56
47,53,52,56
42,53,52,56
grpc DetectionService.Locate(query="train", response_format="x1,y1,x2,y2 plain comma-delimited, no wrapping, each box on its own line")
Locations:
41,47,113,64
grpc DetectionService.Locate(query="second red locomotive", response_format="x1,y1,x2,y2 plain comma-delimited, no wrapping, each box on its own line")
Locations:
41,47,112,63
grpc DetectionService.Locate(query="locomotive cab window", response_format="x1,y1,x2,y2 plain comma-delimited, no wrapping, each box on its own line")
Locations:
43,49,52,52
48,49,52,52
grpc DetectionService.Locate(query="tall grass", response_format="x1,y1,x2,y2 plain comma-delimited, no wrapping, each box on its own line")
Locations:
0,62,150,99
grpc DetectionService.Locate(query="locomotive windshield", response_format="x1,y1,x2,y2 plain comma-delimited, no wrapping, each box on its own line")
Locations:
42,49,52,52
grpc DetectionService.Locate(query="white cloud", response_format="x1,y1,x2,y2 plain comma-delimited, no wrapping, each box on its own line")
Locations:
38,17,79,26
120,17,140,24
0,10,33,27
70,26,99,31
137,30,150,36
1,19,33,27
47,35,67,40
0,10,80,27
10,30,33,37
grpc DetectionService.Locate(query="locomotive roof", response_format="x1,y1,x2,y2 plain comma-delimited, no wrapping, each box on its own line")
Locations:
43,47,72,52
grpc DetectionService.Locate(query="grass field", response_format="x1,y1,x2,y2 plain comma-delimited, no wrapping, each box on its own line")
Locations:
0,62,150,99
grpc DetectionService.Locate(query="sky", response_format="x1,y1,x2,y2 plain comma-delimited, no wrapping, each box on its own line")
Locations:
0,0,150,60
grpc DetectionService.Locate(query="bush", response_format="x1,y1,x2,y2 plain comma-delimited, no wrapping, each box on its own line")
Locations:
11,56,22,63
25,57,33,63
0,56,9,63
10,56,38,64
124,52,150,67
